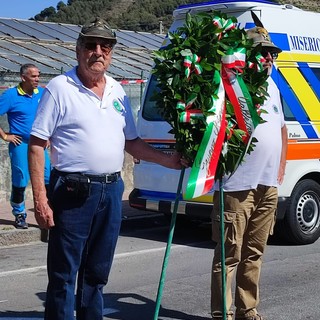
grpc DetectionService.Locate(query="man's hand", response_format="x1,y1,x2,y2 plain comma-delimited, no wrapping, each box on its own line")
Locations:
34,198,55,229
277,162,286,185
170,151,189,169
29,135,53,229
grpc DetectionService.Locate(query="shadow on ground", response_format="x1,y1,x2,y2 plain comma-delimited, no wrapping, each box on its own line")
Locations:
104,292,210,320
0,291,211,320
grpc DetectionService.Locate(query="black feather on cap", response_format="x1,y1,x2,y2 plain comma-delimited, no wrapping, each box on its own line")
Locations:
247,11,282,54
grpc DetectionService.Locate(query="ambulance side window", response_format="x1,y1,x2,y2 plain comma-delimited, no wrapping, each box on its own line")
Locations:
312,67,320,81
281,97,295,121
142,76,164,121
310,67,320,101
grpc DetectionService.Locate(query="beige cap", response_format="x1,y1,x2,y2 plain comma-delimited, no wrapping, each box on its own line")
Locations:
247,27,282,54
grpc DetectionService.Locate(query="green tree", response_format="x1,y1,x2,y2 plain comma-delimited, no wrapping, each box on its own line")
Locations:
57,1,67,11
31,0,319,33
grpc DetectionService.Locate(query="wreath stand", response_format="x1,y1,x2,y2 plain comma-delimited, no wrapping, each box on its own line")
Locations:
218,179,227,320
153,168,227,320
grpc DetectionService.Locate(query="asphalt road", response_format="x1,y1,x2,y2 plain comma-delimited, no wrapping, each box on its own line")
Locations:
0,214,319,320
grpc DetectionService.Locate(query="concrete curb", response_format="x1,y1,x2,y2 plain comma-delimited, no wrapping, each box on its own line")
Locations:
0,199,146,247
0,226,43,247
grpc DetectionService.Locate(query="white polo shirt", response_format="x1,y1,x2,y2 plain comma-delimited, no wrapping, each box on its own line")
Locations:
219,77,285,191
31,67,138,174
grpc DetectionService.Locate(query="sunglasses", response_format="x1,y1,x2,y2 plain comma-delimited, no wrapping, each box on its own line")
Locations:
83,41,114,54
261,50,278,60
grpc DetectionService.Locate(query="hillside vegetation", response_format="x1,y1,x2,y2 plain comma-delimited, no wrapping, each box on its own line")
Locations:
32,0,320,33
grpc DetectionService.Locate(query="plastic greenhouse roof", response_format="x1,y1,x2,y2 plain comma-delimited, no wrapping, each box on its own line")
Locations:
0,17,165,80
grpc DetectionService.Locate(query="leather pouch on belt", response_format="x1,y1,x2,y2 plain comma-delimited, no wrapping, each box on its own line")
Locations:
65,174,91,199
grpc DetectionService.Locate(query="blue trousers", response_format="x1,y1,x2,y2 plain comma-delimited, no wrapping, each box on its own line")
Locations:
45,170,124,320
9,141,51,216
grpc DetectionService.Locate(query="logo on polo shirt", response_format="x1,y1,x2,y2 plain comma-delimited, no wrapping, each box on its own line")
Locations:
273,104,279,113
113,99,124,114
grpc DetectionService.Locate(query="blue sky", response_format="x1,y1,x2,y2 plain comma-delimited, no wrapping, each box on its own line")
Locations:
0,0,66,19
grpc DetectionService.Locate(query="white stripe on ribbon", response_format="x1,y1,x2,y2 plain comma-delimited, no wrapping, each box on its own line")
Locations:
191,80,225,198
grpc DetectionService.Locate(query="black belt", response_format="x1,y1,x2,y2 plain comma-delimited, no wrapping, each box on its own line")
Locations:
85,172,121,183
53,168,121,183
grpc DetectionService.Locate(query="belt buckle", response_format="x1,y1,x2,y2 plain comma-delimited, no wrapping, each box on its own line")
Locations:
105,174,112,183
105,172,119,183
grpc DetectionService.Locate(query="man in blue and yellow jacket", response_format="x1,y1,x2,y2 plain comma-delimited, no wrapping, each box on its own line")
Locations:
0,63,51,229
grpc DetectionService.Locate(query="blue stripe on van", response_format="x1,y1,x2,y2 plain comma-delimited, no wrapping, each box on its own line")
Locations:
140,190,181,201
298,62,320,100
272,70,318,138
245,22,256,29
269,33,290,51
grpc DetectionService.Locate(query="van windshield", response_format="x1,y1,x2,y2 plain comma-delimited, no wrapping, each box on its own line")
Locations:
142,75,164,121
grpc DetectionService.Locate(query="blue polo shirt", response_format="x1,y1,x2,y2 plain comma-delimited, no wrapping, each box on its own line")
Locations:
0,84,44,141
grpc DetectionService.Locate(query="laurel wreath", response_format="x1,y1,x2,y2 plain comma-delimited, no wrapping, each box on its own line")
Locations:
151,11,269,180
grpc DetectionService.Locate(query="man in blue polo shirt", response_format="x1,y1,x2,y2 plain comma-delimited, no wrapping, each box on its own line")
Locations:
0,63,51,229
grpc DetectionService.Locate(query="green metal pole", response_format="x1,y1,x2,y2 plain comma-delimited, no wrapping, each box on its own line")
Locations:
153,167,185,320
219,179,227,320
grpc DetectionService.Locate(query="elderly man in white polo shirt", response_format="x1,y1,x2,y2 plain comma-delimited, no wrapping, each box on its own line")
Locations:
28,17,184,320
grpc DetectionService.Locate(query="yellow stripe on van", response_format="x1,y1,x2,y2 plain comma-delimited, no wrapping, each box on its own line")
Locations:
278,52,320,64
279,68,320,130
275,61,297,68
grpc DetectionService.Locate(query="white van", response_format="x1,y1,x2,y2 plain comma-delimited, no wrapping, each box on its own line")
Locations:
129,0,320,245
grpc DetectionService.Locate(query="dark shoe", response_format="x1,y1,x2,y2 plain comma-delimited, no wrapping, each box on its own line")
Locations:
14,214,28,229
235,314,264,320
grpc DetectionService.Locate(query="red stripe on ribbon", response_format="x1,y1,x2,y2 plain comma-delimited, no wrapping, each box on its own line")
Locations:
202,108,227,194
221,69,249,142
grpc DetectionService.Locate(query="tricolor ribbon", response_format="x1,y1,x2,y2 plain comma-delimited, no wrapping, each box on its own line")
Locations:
185,48,263,199
221,48,246,72
212,17,236,39
221,47,260,144
185,71,226,199
248,53,266,72
176,93,198,111
183,54,203,79
179,109,204,123
212,17,236,31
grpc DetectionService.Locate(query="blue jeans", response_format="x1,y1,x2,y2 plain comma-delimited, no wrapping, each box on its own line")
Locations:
45,170,124,320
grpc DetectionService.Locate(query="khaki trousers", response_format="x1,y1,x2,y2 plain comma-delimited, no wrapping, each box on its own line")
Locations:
211,185,277,319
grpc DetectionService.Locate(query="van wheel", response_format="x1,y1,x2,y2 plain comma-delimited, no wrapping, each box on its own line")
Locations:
281,179,320,245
